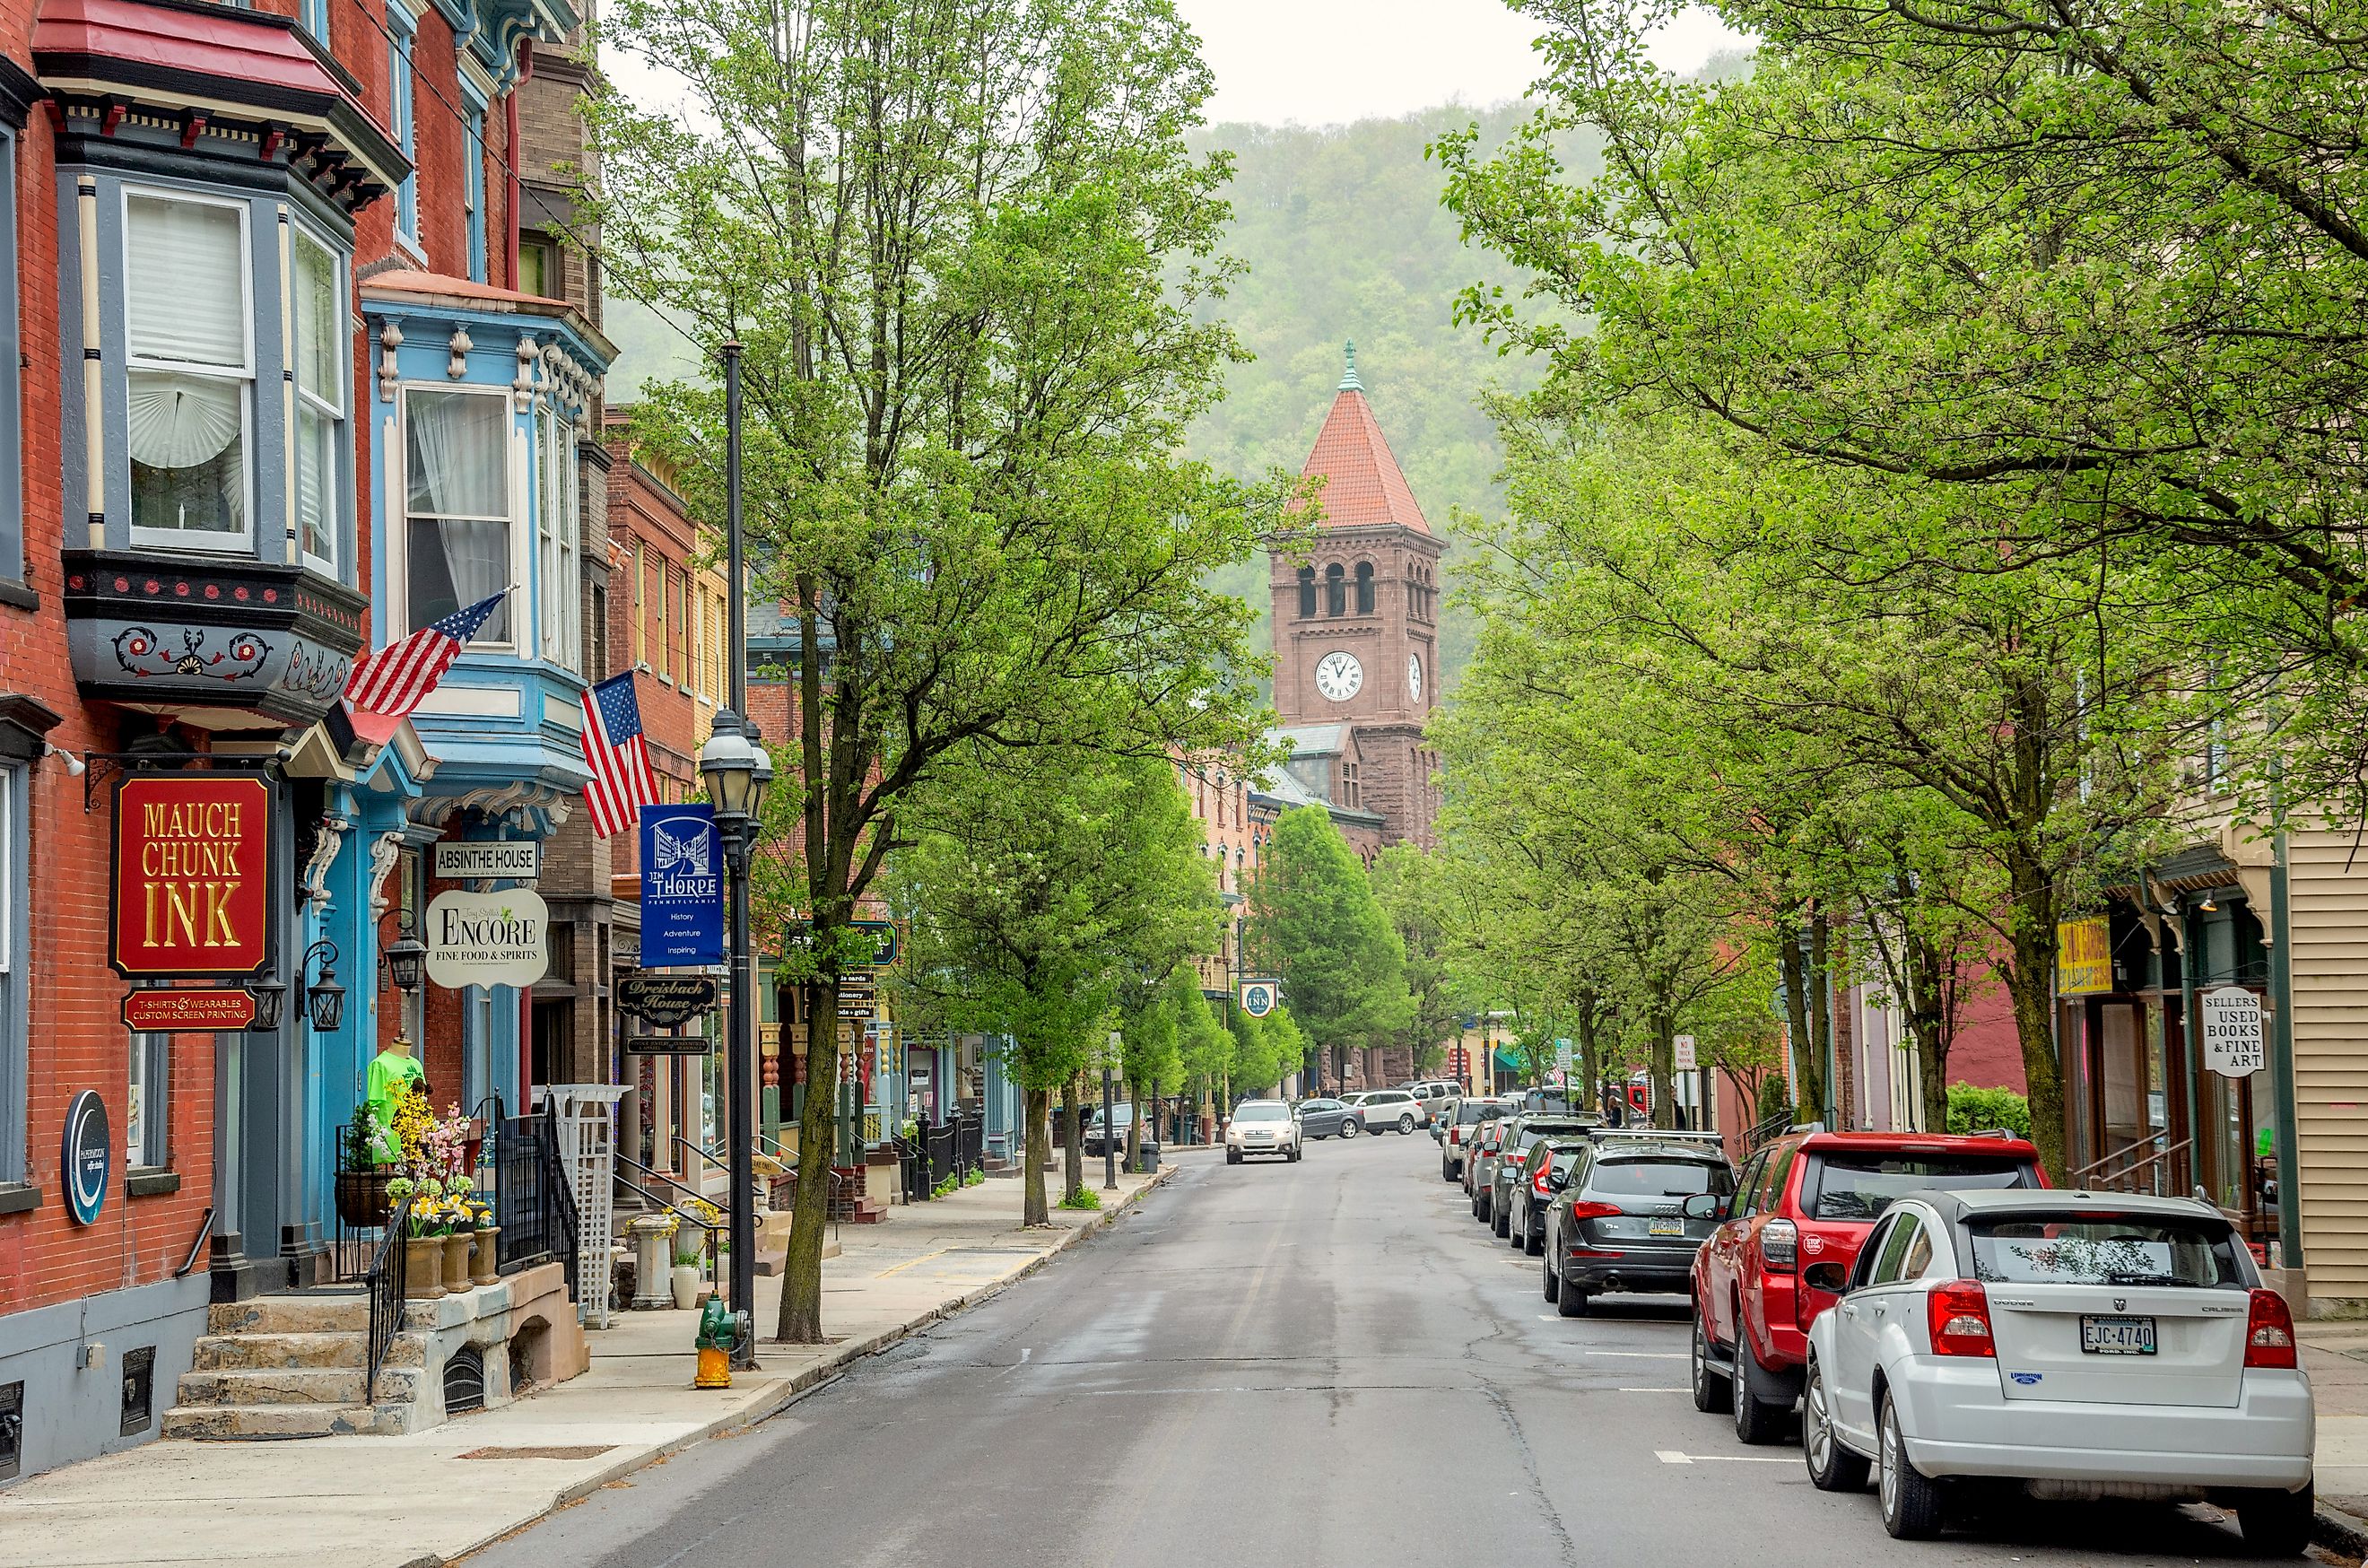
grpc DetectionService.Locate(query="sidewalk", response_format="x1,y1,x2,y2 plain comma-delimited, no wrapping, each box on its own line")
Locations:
0,1164,1171,1568
2303,1325,2368,1554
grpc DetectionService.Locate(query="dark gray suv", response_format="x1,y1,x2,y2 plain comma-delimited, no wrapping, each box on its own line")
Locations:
1541,1134,1733,1316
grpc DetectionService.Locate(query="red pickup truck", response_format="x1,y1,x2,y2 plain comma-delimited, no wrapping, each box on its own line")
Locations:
1688,1128,2047,1442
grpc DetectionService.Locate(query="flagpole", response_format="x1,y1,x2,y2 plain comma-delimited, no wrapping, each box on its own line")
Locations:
720,340,758,1367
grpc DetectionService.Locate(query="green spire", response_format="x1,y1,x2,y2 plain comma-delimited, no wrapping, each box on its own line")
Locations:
1339,339,1362,391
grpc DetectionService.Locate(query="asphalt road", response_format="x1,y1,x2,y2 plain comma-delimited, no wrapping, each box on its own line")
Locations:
467,1134,2324,1568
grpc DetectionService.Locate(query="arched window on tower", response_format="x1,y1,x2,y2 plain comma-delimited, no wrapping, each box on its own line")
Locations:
1297,565,1316,618
1354,561,1374,614
1325,562,1345,616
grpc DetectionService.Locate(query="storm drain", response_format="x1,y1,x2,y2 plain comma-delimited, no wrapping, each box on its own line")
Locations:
458,1446,617,1460
443,1346,486,1416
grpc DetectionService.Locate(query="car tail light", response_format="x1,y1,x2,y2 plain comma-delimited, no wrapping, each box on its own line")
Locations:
2245,1288,2298,1369
1565,1200,1623,1222
1532,1166,1555,1197
1759,1218,1798,1271
1926,1280,1995,1357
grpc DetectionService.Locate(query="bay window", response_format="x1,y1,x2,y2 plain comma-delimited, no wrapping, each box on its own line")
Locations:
126,192,252,549
537,409,581,671
404,387,511,640
292,231,344,572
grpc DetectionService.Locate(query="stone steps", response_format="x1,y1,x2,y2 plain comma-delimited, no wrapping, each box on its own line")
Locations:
191,1329,425,1372
160,1400,414,1441
174,1363,425,1408
208,1294,371,1336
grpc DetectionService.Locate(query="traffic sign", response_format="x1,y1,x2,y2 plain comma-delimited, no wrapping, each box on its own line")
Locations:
1674,1034,1697,1072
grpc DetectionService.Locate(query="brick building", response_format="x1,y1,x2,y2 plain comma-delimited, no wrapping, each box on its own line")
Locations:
0,0,608,1480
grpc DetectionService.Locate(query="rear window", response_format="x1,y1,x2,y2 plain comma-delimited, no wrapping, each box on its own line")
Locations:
1804,1153,2037,1221
1588,1159,1735,1198
1967,1215,2245,1289
1457,1102,1494,1126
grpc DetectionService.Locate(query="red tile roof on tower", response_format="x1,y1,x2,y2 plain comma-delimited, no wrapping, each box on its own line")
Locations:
1295,342,1432,535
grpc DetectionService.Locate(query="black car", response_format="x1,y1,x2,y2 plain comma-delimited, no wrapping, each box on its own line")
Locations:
1490,1114,1602,1237
1505,1136,1595,1254
1294,1098,1357,1139
1542,1135,1734,1316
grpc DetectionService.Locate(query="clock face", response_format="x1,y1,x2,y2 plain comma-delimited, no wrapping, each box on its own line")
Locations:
1407,653,1423,701
1314,649,1363,702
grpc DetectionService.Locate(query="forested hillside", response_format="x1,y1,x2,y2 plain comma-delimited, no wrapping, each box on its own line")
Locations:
601,100,1593,688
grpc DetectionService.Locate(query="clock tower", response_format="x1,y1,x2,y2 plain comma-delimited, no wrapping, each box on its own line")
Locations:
1269,344,1446,849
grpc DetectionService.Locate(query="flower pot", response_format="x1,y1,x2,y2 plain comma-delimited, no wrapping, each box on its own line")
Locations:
472,1226,501,1286
403,1235,445,1300
670,1264,701,1310
335,1167,396,1228
442,1232,475,1293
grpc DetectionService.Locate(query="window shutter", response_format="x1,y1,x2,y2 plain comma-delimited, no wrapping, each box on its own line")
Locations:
126,196,244,369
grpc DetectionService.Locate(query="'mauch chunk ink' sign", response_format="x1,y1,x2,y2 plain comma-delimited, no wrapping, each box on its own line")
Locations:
110,776,272,979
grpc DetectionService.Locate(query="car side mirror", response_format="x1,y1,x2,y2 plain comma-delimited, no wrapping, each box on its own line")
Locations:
1549,1170,1571,1191
1680,1194,1722,1221
1802,1261,1849,1294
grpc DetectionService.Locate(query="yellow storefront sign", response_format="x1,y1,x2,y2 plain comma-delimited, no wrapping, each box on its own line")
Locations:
2057,916,2112,996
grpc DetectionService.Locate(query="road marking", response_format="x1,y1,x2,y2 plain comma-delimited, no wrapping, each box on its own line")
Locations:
1655,1450,1692,1464
1655,1451,1794,1464
1619,1388,1687,1393
875,1248,952,1277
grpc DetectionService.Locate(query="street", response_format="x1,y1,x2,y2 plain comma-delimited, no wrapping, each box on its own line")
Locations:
466,1138,2309,1568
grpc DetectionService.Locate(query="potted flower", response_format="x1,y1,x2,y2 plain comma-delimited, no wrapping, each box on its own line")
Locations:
472,1194,501,1287
441,1173,478,1292
387,1177,446,1301
670,1235,702,1309
334,1102,395,1227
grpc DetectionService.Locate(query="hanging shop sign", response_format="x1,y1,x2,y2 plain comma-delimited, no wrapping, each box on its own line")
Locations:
2056,917,2113,996
623,1033,712,1057
122,989,257,1032
62,1091,109,1225
1240,979,1279,1019
784,917,898,967
2200,985,2268,1078
433,841,540,882
423,886,550,990
109,776,273,980
616,972,719,1029
639,805,723,965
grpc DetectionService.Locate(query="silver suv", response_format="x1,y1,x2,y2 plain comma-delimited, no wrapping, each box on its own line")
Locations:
1353,1088,1430,1135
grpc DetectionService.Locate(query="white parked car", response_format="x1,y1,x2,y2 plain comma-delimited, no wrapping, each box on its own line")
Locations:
1225,1100,1302,1164
1800,1189,2313,1553
1350,1088,1429,1135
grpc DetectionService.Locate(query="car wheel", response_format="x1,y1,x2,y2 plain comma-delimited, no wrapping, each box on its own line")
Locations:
1876,1393,1946,1540
1556,1279,1590,1317
1224,1148,1241,1165
1732,1325,1788,1446
1803,1357,1870,1492
2232,1483,2314,1557
1478,1190,1493,1224
1523,1206,1545,1256
1543,1238,1561,1302
1397,1113,1415,1134
1690,1305,1732,1415
1341,1119,1360,1139
1494,1198,1512,1239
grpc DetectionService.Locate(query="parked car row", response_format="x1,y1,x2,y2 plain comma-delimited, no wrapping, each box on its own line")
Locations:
1443,1101,2319,1554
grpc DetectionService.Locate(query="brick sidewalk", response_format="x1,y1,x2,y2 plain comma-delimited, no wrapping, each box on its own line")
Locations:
0,1165,1171,1568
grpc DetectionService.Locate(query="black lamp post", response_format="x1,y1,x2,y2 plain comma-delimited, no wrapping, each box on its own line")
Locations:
248,978,285,1033
301,939,345,1033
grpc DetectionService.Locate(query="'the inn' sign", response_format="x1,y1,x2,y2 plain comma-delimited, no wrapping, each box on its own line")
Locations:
109,776,272,980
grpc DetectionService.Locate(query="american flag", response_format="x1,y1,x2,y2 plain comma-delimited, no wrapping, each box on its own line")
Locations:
344,593,505,736
579,673,660,838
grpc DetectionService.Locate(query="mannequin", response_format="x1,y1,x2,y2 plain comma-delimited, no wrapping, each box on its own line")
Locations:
364,1036,429,1163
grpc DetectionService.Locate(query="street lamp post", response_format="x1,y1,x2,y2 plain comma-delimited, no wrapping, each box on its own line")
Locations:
1101,1032,1119,1192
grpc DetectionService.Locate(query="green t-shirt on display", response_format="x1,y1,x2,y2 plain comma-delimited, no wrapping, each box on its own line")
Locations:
365,1050,425,1164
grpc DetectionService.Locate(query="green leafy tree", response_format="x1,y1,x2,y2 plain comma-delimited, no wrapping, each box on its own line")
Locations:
1242,807,1411,1089
1370,845,1462,1076
591,0,1280,1342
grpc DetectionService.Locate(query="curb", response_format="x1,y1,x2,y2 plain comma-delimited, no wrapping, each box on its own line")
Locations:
442,1163,1178,1565
2315,1498,2368,1559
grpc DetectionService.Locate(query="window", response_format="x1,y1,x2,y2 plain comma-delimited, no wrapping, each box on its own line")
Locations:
1967,1214,2243,1288
537,411,581,670
631,541,648,666
387,6,417,245
1354,561,1374,614
126,192,252,549
1324,562,1345,616
1868,1213,1921,1285
1801,1152,2038,1222
292,229,343,571
464,101,489,284
0,128,22,588
0,767,17,1183
299,0,328,39
1728,1153,1766,1219
126,1032,169,1169
1296,566,1315,618
518,234,558,299
589,582,608,680
1585,1158,1734,1198
403,387,511,640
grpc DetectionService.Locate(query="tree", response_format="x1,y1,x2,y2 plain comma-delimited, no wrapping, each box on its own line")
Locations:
591,0,1281,1342
1370,845,1462,1076
1241,807,1411,1089
887,752,1216,1227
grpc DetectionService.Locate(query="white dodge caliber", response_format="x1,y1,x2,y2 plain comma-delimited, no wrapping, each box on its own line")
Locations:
1800,1189,2313,1553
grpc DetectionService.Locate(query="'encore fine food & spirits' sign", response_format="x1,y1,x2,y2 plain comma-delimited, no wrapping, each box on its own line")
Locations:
110,776,272,980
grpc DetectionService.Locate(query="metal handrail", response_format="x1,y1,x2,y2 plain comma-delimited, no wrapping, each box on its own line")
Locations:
2072,1134,2194,1190
364,1193,413,1404
174,1206,215,1278
1740,1109,1793,1154
2070,1132,2180,1184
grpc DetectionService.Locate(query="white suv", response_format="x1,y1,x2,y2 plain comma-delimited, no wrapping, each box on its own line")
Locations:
1354,1088,1430,1135
1225,1101,1302,1163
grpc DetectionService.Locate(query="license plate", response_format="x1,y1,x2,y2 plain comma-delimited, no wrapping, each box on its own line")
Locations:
2080,1315,2157,1355
1648,1219,1685,1237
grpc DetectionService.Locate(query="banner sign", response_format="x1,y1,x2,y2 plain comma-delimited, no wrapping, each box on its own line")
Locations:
639,805,723,965
424,887,550,990
616,972,718,1028
63,1091,109,1225
2200,986,2268,1078
1240,979,1279,1018
434,841,540,881
123,989,256,1032
110,776,272,980
2056,917,2113,996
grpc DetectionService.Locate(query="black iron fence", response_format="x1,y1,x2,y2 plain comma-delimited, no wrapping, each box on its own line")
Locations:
897,1111,986,1201
364,1192,411,1403
492,1108,580,1301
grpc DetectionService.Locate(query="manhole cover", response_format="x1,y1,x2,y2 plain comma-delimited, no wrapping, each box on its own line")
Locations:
457,1446,617,1460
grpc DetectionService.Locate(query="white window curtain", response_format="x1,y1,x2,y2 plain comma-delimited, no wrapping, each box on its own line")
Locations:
293,231,342,570
126,194,250,546
538,413,581,672
405,388,509,638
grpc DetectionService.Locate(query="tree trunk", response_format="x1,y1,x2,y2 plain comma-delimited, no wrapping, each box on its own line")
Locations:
1650,1003,1676,1130
1123,1076,1142,1174
1809,910,1835,1123
1576,995,1604,1109
1780,918,1823,1120
2001,863,2068,1180
1060,1077,1084,1201
777,979,840,1344
1022,1085,1051,1225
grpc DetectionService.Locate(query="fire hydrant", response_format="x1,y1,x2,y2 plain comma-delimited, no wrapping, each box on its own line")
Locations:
694,1295,746,1389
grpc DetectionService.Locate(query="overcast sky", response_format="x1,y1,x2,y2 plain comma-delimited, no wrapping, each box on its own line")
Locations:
1180,0,1745,126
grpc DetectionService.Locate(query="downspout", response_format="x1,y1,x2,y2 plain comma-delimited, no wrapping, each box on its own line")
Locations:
506,39,535,287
